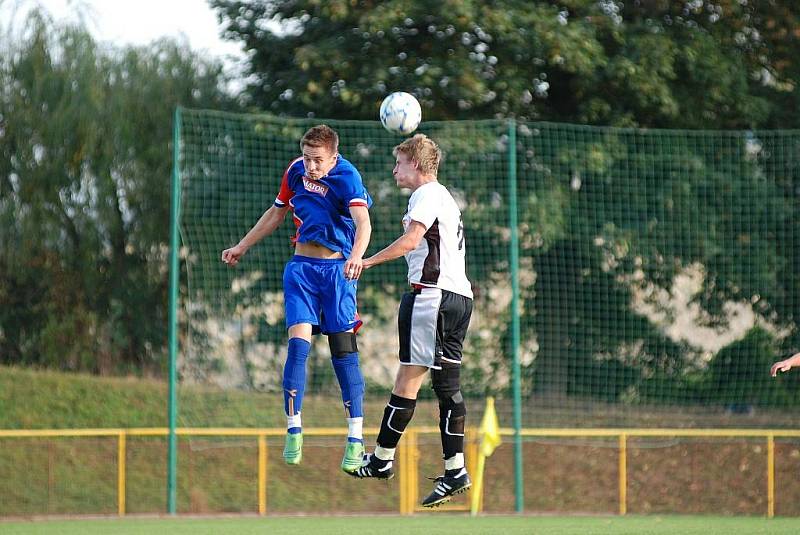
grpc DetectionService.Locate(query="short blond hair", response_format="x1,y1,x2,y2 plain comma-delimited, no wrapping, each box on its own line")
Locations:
393,134,441,176
300,125,339,153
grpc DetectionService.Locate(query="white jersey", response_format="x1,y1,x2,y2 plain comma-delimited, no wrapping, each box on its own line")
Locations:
403,181,473,299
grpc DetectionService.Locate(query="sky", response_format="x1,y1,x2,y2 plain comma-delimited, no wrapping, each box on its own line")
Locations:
1,0,247,66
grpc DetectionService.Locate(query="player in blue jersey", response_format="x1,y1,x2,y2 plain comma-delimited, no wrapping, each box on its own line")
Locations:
221,125,372,473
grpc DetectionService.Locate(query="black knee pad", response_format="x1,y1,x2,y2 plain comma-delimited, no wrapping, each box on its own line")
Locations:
328,331,358,357
439,391,466,417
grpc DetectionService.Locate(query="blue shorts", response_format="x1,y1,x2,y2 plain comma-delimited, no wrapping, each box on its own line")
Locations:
283,255,362,335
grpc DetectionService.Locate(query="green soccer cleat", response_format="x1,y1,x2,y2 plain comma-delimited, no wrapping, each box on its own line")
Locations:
283,432,303,465
340,440,365,473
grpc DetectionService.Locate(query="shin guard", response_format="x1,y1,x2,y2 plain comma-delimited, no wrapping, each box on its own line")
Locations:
376,394,416,449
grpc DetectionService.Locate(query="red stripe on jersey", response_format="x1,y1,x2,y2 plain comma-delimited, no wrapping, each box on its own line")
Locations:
275,157,303,206
290,209,302,244
348,199,369,207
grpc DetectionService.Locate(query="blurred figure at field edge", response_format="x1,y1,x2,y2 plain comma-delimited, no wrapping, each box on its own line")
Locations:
771,353,800,377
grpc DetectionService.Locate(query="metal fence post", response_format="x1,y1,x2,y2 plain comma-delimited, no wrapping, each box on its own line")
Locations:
167,106,183,515
507,119,524,513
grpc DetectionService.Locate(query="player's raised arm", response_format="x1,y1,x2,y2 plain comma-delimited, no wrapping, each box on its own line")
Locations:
363,220,426,270
221,204,289,266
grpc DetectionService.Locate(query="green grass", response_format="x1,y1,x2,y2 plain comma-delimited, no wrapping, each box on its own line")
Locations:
0,365,415,429
0,365,296,428
3,365,800,518
2,515,800,535
0,366,169,429
0,365,416,516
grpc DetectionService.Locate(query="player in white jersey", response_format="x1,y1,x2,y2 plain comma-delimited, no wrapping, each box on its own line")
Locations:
349,134,474,508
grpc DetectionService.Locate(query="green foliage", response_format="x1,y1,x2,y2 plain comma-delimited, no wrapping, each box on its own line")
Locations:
513,123,797,403
204,2,800,413
212,0,799,128
3,2,800,428
707,327,800,406
0,13,239,373
177,109,800,418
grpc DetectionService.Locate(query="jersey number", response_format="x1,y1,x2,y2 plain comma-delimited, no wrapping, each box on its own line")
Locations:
457,217,465,250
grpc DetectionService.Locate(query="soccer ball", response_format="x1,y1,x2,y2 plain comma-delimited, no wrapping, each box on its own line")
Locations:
379,92,422,134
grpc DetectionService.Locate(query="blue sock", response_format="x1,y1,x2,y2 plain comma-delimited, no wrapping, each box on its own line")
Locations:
283,337,311,431
332,352,365,419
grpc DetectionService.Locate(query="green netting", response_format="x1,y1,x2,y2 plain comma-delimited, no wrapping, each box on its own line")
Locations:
176,108,800,429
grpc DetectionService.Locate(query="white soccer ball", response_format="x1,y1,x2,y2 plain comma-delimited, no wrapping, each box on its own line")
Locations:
379,92,422,134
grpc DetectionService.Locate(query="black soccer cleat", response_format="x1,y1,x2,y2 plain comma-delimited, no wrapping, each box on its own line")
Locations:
348,453,395,480
421,468,472,508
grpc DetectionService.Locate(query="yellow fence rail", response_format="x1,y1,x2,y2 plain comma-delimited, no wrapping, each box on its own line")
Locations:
2,427,799,517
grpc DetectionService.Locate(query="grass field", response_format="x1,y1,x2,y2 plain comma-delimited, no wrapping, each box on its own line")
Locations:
2,515,800,535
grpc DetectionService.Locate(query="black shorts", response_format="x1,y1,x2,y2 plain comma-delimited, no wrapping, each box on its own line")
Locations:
398,287,473,369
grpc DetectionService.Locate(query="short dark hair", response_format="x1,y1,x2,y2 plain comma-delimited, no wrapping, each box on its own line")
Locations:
301,125,339,153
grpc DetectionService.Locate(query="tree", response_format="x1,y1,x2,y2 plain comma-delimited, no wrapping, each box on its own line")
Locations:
210,0,800,404
0,12,239,373
212,0,800,128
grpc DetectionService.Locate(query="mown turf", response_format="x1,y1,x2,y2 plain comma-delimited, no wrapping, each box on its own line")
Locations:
0,365,417,429
2,515,800,535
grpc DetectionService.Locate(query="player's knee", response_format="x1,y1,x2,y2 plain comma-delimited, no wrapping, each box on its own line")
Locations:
439,391,467,418
431,365,460,399
329,331,358,357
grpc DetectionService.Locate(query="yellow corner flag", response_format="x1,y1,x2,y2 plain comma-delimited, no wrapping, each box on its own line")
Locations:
479,396,502,457
471,397,502,516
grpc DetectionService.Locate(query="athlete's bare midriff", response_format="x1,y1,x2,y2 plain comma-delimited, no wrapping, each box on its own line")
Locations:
295,241,343,259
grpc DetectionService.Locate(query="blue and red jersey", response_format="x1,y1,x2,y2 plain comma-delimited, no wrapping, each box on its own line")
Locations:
274,155,371,257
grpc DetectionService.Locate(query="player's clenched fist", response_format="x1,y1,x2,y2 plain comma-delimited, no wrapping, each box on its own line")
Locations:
221,244,247,266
